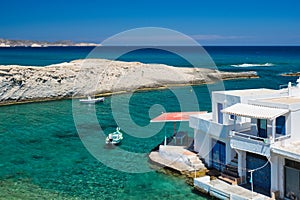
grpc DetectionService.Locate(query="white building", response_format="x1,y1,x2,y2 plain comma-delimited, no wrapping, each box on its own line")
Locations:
31,43,42,47
0,43,10,47
190,78,300,199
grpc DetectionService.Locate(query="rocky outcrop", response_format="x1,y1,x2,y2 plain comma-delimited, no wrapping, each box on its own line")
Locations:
281,72,300,77
0,59,258,105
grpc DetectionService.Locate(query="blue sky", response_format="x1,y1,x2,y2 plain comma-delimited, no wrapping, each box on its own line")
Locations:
0,0,299,45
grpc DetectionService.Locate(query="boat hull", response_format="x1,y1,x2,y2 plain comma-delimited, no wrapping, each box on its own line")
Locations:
79,97,105,104
105,128,123,145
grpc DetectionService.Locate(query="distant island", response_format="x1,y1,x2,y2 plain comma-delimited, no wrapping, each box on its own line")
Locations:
0,59,258,105
0,38,100,47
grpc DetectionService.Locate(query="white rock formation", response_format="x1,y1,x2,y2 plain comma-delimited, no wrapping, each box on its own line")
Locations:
0,59,257,104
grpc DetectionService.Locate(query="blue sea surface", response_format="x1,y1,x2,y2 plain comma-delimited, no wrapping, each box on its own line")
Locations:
0,46,300,199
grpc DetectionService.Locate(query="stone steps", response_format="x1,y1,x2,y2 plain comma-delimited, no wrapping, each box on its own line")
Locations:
187,155,205,169
219,158,242,185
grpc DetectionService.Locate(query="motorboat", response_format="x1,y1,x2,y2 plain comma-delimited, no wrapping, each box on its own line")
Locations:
106,127,123,145
79,96,105,104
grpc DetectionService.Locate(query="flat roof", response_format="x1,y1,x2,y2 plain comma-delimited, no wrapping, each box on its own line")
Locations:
272,142,300,162
214,88,279,97
150,111,207,122
222,103,289,120
190,112,212,120
259,97,300,105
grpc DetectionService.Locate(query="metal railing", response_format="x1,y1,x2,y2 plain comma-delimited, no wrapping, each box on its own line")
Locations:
274,134,291,142
279,83,296,89
229,130,270,144
230,130,291,143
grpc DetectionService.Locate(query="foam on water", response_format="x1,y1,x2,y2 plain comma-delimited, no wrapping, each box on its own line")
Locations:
231,63,274,67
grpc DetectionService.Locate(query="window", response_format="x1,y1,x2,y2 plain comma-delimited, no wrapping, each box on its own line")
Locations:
230,114,235,120
257,119,267,138
276,116,286,135
286,159,300,170
285,159,300,199
217,103,223,124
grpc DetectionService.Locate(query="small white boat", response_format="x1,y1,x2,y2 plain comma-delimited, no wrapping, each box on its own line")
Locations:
106,127,123,145
79,96,105,104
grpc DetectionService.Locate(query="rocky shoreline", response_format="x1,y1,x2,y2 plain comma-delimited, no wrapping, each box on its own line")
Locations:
281,72,300,77
0,38,98,47
0,59,258,105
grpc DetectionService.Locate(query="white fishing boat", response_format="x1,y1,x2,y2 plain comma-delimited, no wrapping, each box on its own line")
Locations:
79,96,105,104
106,127,123,145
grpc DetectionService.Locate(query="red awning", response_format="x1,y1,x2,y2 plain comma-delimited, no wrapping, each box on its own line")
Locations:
150,111,207,122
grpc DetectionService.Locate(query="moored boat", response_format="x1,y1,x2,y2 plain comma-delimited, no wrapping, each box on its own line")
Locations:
106,127,123,145
79,96,105,104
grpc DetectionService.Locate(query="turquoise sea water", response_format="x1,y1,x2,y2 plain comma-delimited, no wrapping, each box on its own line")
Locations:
0,90,210,199
0,46,300,199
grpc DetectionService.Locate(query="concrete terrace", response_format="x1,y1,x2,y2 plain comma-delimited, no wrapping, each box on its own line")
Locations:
149,145,207,176
194,176,271,200
213,88,282,97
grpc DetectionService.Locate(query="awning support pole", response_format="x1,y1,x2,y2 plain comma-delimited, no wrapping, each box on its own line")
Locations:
233,115,237,131
272,119,276,143
173,122,176,136
250,170,254,199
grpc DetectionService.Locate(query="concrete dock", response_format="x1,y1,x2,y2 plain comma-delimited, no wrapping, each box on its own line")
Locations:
194,176,272,200
149,145,272,199
149,145,207,176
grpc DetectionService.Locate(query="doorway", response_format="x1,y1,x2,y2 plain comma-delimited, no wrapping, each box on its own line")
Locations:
212,140,226,171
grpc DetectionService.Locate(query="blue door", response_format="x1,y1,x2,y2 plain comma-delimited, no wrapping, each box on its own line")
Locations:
217,103,223,124
212,140,226,171
246,153,271,196
285,159,300,199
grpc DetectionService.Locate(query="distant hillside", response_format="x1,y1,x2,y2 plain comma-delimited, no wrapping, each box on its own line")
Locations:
0,38,100,47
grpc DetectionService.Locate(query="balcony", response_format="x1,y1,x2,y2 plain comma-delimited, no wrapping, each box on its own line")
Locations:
189,113,250,139
229,130,291,157
229,130,271,157
222,103,291,156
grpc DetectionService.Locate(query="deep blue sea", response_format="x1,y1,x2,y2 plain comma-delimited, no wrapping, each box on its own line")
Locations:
0,46,300,199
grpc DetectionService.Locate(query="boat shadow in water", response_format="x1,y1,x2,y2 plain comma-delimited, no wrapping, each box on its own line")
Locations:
104,143,117,149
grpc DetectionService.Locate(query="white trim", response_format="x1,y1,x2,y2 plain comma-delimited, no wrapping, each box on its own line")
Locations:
221,103,289,120
271,148,300,162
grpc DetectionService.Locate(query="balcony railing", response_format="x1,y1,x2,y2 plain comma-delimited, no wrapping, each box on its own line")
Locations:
189,114,250,139
229,130,291,157
229,129,291,143
229,130,271,156
229,130,271,144
274,134,291,142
